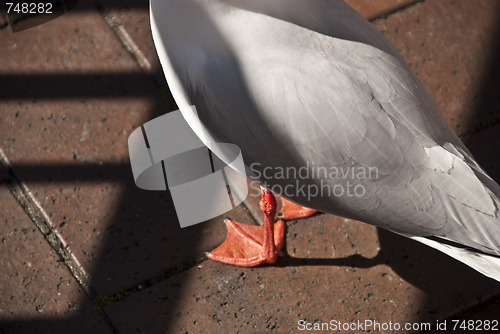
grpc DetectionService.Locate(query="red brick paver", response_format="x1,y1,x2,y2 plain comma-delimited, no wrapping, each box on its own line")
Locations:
0,185,112,333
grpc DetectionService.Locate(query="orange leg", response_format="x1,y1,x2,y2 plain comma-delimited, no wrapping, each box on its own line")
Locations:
277,197,319,220
207,187,285,267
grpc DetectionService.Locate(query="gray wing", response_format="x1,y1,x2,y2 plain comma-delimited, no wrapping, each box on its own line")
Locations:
151,0,500,255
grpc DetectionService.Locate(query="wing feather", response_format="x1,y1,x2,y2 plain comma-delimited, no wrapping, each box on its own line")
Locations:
151,0,500,262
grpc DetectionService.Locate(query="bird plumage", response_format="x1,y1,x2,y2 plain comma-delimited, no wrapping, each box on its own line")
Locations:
150,0,500,280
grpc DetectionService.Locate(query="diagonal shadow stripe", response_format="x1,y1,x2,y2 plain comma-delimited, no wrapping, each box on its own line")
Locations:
6,162,130,182
0,72,165,100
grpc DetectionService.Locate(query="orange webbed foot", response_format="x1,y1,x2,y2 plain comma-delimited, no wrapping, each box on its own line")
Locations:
277,197,319,220
207,187,286,267
207,218,285,267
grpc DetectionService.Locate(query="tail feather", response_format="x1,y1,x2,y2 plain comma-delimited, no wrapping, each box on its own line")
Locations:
398,232,500,282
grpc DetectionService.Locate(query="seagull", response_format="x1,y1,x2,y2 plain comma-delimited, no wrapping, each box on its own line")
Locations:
149,0,500,281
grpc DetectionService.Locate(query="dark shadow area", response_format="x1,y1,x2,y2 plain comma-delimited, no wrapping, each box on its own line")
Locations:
375,228,500,296
462,17,500,137
0,315,114,334
8,162,132,182
0,72,161,100
282,227,500,290
280,251,380,268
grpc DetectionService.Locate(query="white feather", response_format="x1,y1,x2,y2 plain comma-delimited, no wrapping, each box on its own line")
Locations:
150,0,500,281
